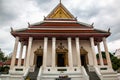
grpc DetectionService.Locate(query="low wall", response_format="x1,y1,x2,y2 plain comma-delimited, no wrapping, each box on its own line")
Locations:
0,74,23,80
118,73,120,80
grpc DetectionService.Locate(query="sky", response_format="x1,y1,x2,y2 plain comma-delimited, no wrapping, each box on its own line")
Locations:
0,0,120,55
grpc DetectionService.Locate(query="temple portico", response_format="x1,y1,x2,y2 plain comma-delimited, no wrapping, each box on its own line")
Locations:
10,36,111,70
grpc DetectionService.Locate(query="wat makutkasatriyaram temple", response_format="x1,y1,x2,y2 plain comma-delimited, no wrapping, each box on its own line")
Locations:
1,2,119,80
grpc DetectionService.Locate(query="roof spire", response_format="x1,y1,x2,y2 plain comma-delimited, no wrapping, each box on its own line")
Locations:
60,0,61,3
46,0,75,19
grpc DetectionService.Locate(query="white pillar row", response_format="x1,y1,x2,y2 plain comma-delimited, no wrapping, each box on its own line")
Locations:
68,37,73,68
75,37,81,67
43,37,48,68
24,45,28,66
102,37,112,68
52,37,56,68
10,36,19,69
18,42,24,66
90,37,98,66
26,37,33,68
97,42,104,66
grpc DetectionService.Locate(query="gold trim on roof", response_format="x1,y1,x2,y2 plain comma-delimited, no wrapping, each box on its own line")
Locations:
47,3,74,19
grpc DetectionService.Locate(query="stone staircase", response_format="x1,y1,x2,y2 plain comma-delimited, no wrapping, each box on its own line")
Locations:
27,67,39,80
85,66,101,80
40,71,84,80
101,71,119,80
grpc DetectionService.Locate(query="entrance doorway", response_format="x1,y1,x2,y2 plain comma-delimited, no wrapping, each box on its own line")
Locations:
36,55,43,68
56,43,68,67
81,55,87,67
57,53,65,67
80,47,88,67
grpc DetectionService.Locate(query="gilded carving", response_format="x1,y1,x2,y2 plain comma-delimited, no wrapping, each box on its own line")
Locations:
34,46,43,55
56,43,68,53
56,43,68,66
80,46,88,55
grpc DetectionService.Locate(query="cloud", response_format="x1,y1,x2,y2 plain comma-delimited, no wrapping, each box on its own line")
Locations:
71,0,120,42
0,29,14,54
0,0,120,54
0,0,18,26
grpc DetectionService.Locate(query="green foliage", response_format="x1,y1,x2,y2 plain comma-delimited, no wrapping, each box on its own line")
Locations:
0,52,4,61
0,50,8,62
0,49,10,73
2,57,7,62
111,56,120,71
0,66,10,74
96,51,120,71
96,51,106,59
0,66,4,72
4,66,10,73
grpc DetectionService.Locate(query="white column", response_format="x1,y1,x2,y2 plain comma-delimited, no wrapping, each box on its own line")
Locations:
10,37,19,69
75,37,81,67
68,37,73,68
24,45,28,66
18,42,24,66
26,37,33,68
102,37,112,68
43,37,48,68
97,43,104,66
52,37,56,68
90,37,97,66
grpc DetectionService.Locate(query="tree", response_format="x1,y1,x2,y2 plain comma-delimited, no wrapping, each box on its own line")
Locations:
96,51,120,71
0,49,10,73
111,56,120,71
0,51,4,62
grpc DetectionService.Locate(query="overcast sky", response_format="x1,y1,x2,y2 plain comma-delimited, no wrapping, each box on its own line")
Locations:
0,0,120,55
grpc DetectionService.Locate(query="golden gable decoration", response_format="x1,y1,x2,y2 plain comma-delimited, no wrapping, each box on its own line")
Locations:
47,3,75,19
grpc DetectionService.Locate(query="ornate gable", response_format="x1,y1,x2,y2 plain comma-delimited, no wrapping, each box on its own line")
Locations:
47,3,75,19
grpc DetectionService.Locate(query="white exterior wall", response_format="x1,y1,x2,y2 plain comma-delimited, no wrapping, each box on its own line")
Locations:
80,40,94,65
29,39,94,67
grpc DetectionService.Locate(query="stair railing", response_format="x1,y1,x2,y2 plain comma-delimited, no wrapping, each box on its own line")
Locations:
22,67,30,80
94,66,103,80
81,66,89,80
37,66,43,80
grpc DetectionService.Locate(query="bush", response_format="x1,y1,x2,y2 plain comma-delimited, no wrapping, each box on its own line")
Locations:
0,66,10,74
4,66,9,73
0,66,4,72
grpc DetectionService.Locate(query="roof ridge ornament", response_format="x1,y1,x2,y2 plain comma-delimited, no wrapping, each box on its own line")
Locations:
60,0,61,4
108,28,110,32
10,27,13,32
28,22,30,27
91,22,94,28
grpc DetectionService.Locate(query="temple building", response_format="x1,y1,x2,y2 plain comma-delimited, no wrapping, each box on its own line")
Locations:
0,1,119,80
115,49,120,59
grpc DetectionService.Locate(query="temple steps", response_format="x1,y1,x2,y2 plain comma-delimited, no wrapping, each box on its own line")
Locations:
85,67,100,80
40,72,84,80
27,67,39,80
101,72,119,80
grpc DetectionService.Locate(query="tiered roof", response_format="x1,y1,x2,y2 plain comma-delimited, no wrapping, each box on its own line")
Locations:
11,2,110,43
